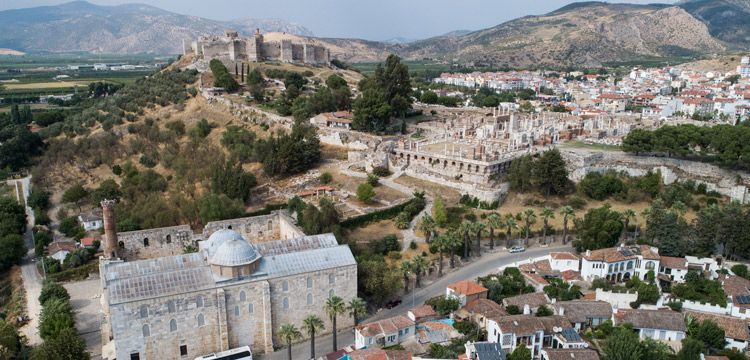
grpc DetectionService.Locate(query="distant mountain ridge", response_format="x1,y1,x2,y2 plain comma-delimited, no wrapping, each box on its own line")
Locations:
0,1,313,54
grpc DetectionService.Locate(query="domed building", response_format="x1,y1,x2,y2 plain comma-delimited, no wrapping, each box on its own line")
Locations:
100,213,357,360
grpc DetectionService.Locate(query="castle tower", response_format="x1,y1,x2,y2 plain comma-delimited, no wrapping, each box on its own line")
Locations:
101,200,119,259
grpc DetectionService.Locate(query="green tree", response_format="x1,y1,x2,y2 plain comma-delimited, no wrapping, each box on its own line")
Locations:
541,207,555,245
412,254,428,287
695,320,726,351
278,323,302,360
62,184,88,210
30,327,89,360
39,281,70,305
432,196,448,227
486,213,502,250
533,149,569,196
560,206,575,245
621,209,636,243
38,298,75,340
320,172,333,185
603,326,643,360
419,214,436,243
400,260,412,292
432,233,448,276
535,305,553,316
324,296,346,351
90,179,122,204
198,194,244,223
302,315,325,360
210,161,257,202
644,200,684,256
0,234,26,271
508,344,532,360
0,320,26,359
508,155,534,192
522,209,536,245
573,205,623,251
347,297,367,327
677,337,704,360
732,264,749,279
356,183,375,203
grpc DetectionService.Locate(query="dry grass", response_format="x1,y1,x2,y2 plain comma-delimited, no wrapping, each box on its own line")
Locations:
347,220,402,245
394,175,462,204
0,267,27,323
5,81,90,89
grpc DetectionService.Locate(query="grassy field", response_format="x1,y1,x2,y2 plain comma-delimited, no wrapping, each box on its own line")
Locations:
4,80,92,89
561,140,622,152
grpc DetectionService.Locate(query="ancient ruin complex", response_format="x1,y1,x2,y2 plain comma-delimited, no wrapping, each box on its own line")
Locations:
187,30,330,65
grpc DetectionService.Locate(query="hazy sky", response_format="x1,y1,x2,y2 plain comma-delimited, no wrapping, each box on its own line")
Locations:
1,0,678,40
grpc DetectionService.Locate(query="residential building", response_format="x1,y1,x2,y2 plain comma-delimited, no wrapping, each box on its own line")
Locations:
455,298,508,330
580,245,661,282
355,315,415,350
540,349,600,360
548,252,580,272
407,305,438,324
47,240,77,263
552,301,612,331
79,211,103,231
613,309,686,343
487,315,585,358
502,292,550,314
344,349,412,360
685,311,750,352
447,280,489,307
462,341,506,360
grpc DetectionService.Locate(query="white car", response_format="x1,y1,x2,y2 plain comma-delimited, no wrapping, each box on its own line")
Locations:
509,245,526,253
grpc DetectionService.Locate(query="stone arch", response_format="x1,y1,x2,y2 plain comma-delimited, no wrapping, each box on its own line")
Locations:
196,296,204,308
140,305,148,318
227,225,233,230
283,297,289,309
197,313,205,327
142,324,150,337
627,261,633,270
169,319,177,332
307,277,313,289
166,234,172,244
167,300,175,313
143,237,149,247
307,293,313,305
623,272,631,281
248,303,254,314
240,290,247,302
267,220,273,231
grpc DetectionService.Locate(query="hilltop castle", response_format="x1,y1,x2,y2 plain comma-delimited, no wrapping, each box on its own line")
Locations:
186,30,330,65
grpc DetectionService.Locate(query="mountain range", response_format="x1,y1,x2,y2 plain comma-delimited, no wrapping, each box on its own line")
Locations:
1,0,749,67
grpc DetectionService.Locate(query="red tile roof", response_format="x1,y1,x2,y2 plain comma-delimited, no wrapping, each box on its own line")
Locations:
660,256,687,270
356,315,414,337
550,252,580,261
448,280,489,296
583,245,659,262
409,304,437,319
80,237,96,247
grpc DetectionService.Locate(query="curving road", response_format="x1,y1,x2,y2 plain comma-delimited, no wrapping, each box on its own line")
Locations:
258,245,571,360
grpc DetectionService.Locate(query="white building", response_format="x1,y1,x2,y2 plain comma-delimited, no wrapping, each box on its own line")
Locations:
685,311,750,352
580,245,661,282
548,252,580,272
354,315,415,350
78,212,103,231
613,309,686,343
487,315,586,359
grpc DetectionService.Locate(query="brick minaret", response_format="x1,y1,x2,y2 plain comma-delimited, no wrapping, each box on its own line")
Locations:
101,199,119,259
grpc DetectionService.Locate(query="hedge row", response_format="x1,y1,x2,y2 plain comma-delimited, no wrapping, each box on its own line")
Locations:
246,203,287,217
341,196,425,228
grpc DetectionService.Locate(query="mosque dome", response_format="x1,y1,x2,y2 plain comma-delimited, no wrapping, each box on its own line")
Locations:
204,229,246,256
209,237,260,267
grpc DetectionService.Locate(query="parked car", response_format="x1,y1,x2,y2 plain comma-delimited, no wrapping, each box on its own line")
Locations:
384,299,402,309
509,245,526,253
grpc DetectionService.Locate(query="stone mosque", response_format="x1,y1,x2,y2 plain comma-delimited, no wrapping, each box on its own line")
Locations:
98,201,357,360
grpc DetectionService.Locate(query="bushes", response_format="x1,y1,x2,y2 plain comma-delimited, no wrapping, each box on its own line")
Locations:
459,194,499,210
341,195,426,228
39,281,70,305
357,183,375,203
425,296,460,316
209,59,239,92
368,234,401,255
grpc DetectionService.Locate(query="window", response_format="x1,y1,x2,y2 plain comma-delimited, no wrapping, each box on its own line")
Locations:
142,324,150,337
307,277,313,289
329,289,334,298
170,319,177,332
398,330,402,336
627,261,633,269
307,293,313,305
197,313,205,327
248,303,254,314
283,297,289,310
196,296,204,308
267,220,273,231
239,291,247,302
282,281,289,292
143,237,149,247
167,300,175,313
329,274,336,285
166,234,172,244
387,335,396,342
130,353,140,360
645,261,655,270
234,305,240,316
140,305,148,318
180,345,188,357
608,264,613,272
659,330,666,340
404,328,409,334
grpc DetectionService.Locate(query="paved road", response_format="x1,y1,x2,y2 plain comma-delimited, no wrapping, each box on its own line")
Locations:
258,245,571,360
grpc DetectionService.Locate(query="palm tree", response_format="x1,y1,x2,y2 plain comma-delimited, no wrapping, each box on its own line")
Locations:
504,214,518,248
400,260,412,292
278,323,302,360
433,233,448,276
419,214,436,243
324,296,346,352
347,297,367,327
541,207,555,245
621,209,636,243
523,209,537,245
487,213,502,250
473,222,486,256
447,229,462,269
302,315,325,360
412,254,428,287
559,206,575,245
460,220,473,259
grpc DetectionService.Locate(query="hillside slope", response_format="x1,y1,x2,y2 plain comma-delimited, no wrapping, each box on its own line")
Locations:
393,2,725,67
0,1,313,54
679,0,750,46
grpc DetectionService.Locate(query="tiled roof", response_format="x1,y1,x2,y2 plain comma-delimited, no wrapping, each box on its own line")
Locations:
491,315,570,336
553,301,612,324
462,298,507,318
519,259,552,272
409,304,437,319
561,270,581,281
542,349,600,360
582,245,660,262
550,252,580,261
660,256,687,270
503,292,550,309
356,315,414,337
47,240,77,256
448,280,489,296
80,237,96,246
347,349,412,360
615,309,686,332
685,310,750,341
522,272,550,286
721,275,750,308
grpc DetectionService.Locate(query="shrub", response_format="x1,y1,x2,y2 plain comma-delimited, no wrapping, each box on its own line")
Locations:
357,183,375,203
372,166,391,177
39,281,70,305
320,172,333,184
387,251,402,260
566,195,587,210
367,174,380,187
409,241,417,250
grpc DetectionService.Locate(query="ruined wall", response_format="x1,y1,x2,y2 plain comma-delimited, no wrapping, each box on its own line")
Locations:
202,212,303,244
115,225,193,260
317,128,381,150
562,149,750,203
279,40,293,62
202,41,231,60
291,44,304,62
261,42,281,60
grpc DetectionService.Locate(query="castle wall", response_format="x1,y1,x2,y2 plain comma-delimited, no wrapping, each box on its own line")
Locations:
202,41,231,60
291,44,305,62
114,225,193,260
261,42,281,60
279,40,293,63
196,32,329,65
202,213,281,243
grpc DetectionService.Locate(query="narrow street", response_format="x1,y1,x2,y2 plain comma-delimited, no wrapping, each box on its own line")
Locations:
258,245,571,360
